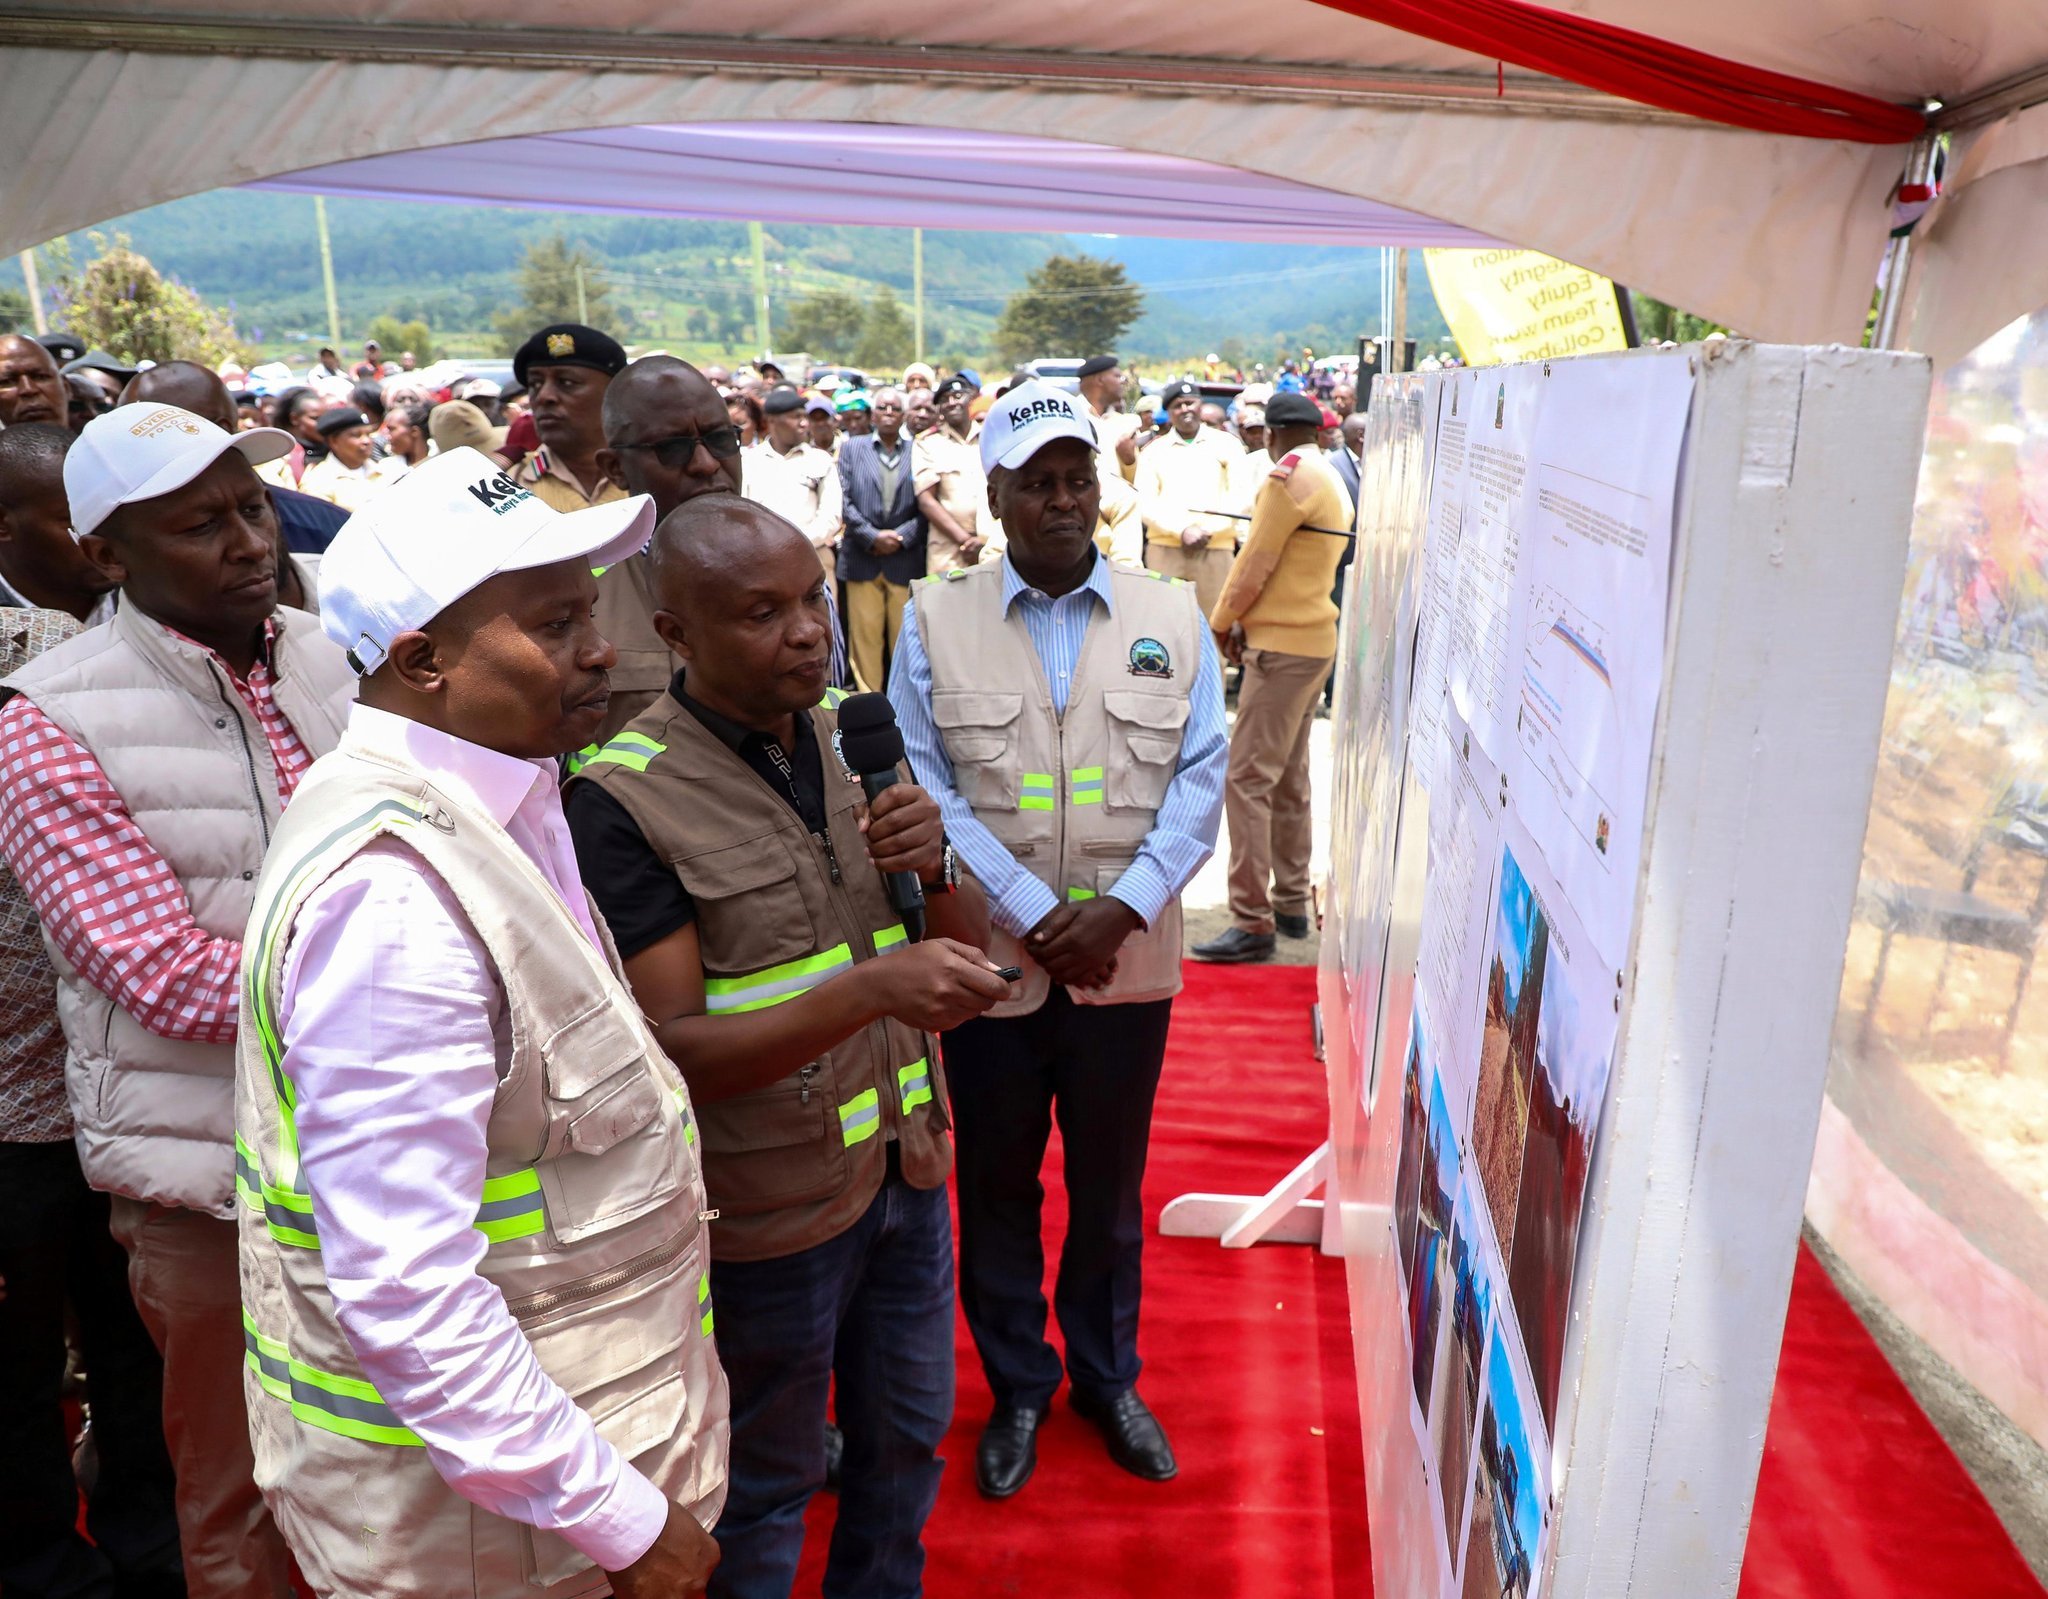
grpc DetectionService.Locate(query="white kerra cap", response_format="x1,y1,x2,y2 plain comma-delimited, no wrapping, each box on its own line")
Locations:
65,403,294,539
317,447,654,676
979,379,1099,474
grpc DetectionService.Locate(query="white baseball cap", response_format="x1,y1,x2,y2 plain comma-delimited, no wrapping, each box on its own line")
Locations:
979,379,1099,474
317,447,654,676
65,403,294,539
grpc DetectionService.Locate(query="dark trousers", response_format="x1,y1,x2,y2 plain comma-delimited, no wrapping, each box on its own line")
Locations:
708,1157,953,1599
945,988,1174,1411
0,1140,179,1599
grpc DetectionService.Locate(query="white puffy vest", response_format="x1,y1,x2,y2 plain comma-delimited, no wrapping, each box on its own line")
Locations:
235,741,729,1598
0,604,354,1215
911,560,1203,1016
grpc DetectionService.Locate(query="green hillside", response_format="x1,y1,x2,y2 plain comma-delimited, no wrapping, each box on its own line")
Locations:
1,188,1447,368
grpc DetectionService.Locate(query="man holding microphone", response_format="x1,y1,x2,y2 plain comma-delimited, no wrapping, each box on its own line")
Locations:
565,491,1008,1598
234,450,729,1596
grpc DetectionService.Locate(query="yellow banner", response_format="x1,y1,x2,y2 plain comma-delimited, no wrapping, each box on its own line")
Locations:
1422,249,1629,365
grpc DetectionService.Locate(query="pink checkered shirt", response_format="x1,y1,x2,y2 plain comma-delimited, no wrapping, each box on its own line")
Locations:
0,616,315,1047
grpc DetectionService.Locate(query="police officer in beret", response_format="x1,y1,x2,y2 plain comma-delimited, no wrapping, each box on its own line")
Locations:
511,323,632,514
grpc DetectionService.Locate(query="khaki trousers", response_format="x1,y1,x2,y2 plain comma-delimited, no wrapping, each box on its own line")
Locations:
1225,646,1333,934
846,576,910,693
1143,541,1236,629
108,1198,292,1599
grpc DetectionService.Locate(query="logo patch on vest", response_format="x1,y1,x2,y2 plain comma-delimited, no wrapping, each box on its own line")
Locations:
829,727,862,785
1128,637,1172,679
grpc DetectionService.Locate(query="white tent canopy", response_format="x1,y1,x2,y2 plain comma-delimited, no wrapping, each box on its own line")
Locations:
248,122,1499,250
2,2,2047,364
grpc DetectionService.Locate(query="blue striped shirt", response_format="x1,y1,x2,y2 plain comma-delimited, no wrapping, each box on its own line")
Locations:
889,553,1227,938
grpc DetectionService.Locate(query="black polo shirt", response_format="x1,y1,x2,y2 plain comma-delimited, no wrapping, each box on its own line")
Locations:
565,673,830,959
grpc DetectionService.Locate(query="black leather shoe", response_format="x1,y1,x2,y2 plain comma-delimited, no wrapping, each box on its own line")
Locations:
1070,1387,1178,1482
1189,926,1275,964
1276,912,1311,939
976,1405,1044,1499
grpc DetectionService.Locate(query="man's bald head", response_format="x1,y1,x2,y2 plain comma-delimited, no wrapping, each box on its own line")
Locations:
645,492,832,727
602,355,712,439
122,361,237,434
649,492,811,615
598,356,743,519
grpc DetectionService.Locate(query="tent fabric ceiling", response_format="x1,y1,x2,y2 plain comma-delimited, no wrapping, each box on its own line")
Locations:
245,122,1503,250
1,1,2045,362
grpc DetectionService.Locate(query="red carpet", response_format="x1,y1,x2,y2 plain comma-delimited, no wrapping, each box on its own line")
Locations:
791,964,2042,1598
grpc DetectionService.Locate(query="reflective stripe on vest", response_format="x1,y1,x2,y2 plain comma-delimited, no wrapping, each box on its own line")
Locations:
672,1086,697,1146
839,1087,881,1146
823,686,850,708
897,1057,933,1113
1067,886,1097,902
576,731,666,775
1020,773,1056,812
1069,766,1105,806
242,1309,424,1448
244,799,546,1250
874,923,908,955
698,1273,715,1338
703,942,854,1015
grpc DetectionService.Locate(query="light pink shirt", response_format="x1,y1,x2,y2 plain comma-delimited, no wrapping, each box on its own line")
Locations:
276,704,669,1570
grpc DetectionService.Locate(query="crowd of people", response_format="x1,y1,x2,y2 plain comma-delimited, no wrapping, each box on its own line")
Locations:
0,315,1360,1599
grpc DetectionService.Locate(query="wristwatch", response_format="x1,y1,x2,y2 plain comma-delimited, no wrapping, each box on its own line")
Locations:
922,841,961,896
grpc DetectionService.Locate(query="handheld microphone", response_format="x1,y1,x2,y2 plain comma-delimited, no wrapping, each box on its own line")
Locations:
834,693,927,944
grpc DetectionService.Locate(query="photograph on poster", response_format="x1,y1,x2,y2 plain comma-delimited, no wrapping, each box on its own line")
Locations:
1394,1016,1430,1293
1435,1182,1494,1569
1474,844,1547,1259
1417,712,1502,1124
1409,1062,1461,1416
1459,1322,1547,1599
1506,881,1620,1436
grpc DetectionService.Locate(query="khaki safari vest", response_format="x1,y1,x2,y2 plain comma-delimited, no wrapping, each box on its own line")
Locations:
568,690,950,1264
911,560,1202,1018
588,552,671,747
234,742,729,1599
1,604,354,1216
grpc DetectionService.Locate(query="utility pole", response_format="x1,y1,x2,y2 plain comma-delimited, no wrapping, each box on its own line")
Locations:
314,195,342,350
913,227,925,363
18,250,46,333
1389,246,1410,372
574,262,589,325
748,222,770,356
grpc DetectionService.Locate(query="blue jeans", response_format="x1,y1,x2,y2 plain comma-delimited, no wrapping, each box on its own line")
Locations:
708,1161,954,1599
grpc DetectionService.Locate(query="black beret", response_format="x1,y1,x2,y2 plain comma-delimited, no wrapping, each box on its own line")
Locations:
512,323,629,385
1160,379,1201,406
1076,355,1118,379
761,386,804,416
934,374,973,399
1264,392,1324,428
315,406,369,436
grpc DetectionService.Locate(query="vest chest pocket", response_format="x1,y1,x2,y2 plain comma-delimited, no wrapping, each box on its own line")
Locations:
1102,689,1190,813
536,1001,685,1245
930,690,1023,811
694,1065,846,1216
679,838,818,983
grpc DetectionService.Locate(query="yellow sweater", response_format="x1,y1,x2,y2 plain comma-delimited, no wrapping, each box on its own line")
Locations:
1208,445,1354,657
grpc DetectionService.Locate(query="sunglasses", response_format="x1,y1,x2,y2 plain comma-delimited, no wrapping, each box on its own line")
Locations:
619,426,745,468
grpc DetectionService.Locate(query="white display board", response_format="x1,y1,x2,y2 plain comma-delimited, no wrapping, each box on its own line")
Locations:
1318,342,1931,1598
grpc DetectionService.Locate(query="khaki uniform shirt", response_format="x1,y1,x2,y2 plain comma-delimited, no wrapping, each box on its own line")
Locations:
1134,425,1243,551
296,454,402,513
913,424,1001,574
1081,395,1143,482
512,448,625,514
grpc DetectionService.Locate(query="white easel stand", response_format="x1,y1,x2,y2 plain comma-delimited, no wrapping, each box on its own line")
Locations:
1158,1000,1345,1253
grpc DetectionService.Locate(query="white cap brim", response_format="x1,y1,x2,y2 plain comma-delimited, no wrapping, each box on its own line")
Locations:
493,492,656,578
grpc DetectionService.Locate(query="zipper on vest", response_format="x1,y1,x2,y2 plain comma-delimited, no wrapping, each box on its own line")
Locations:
816,827,842,885
500,1231,691,1322
798,1063,817,1105
216,674,271,846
